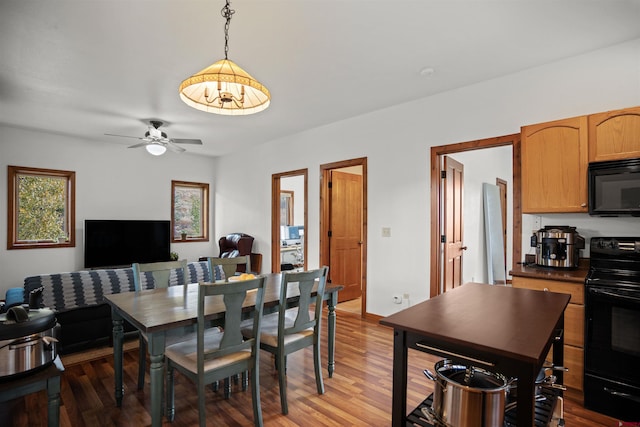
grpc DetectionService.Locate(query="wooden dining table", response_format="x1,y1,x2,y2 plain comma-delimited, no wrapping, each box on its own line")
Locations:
104,273,342,427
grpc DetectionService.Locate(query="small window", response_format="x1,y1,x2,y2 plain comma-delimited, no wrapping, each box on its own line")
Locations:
171,180,209,242
8,165,76,249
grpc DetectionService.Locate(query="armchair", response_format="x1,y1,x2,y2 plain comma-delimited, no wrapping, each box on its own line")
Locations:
218,233,255,273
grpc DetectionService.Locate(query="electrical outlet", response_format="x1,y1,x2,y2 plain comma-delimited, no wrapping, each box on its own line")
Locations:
382,227,391,237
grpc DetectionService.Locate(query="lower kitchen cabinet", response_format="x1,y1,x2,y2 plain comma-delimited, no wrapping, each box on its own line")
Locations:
512,276,585,396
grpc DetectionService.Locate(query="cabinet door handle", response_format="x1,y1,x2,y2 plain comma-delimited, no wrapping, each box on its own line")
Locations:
581,203,587,207
415,343,495,367
604,387,640,403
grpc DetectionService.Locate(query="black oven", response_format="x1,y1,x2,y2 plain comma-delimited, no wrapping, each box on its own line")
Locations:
585,237,640,421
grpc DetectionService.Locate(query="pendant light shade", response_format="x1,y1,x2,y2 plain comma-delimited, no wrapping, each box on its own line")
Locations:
179,59,270,115
179,0,270,116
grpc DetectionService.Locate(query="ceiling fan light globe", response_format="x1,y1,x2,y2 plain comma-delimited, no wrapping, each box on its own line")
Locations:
146,144,167,156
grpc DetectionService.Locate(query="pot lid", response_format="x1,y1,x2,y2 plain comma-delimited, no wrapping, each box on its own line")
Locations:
0,307,57,341
435,361,508,391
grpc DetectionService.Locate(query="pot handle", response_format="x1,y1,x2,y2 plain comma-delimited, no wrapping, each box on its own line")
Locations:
7,305,29,323
423,369,437,381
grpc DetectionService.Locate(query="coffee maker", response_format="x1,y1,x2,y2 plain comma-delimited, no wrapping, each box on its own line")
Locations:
531,226,585,268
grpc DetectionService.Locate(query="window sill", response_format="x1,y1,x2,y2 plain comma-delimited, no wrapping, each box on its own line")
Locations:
171,237,209,243
9,241,75,250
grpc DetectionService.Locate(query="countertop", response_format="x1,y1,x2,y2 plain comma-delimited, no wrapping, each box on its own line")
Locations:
510,259,589,283
380,282,571,363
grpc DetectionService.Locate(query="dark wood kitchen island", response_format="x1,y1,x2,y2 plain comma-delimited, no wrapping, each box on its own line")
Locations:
380,282,570,427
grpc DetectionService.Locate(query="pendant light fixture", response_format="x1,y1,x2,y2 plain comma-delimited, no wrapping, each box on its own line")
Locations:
179,0,270,115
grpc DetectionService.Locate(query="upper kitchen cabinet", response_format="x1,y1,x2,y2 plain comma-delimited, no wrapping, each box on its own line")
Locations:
588,106,640,162
521,116,588,213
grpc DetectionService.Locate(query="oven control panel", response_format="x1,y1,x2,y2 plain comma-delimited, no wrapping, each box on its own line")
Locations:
591,237,640,254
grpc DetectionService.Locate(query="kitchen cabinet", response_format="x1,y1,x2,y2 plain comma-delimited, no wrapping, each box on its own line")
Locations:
512,276,585,394
589,105,640,162
521,116,589,213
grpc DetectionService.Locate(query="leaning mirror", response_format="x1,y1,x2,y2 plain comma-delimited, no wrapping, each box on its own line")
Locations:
272,170,307,273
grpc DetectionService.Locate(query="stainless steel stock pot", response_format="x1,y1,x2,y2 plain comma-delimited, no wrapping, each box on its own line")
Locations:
423,359,510,427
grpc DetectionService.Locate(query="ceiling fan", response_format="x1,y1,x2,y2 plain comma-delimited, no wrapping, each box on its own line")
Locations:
105,120,203,156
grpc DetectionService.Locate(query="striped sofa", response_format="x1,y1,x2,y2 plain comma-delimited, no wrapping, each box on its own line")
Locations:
23,261,216,354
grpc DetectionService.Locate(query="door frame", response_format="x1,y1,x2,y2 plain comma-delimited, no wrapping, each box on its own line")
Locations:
429,134,522,298
320,157,367,317
271,169,308,273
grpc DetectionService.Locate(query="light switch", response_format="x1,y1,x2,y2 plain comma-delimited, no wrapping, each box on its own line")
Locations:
382,227,391,237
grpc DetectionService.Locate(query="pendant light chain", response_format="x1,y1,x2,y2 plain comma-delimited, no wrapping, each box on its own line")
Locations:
221,0,235,60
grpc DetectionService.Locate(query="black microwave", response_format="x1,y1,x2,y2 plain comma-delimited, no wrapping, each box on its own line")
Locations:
588,158,640,216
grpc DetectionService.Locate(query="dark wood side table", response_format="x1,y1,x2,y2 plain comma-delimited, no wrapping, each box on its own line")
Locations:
380,282,570,427
0,364,62,427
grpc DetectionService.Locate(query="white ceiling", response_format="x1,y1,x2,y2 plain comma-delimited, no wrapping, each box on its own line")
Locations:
2,0,640,157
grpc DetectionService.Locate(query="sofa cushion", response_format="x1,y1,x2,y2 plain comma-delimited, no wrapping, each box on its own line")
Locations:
24,268,135,313
23,261,212,313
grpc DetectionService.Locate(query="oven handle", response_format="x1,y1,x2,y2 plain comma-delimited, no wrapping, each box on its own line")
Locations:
604,387,640,403
588,287,640,303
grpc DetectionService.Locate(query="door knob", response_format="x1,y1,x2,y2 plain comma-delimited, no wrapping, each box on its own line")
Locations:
461,246,468,250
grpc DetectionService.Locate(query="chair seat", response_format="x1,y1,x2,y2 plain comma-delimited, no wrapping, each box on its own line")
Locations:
166,329,251,374
241,308,313,347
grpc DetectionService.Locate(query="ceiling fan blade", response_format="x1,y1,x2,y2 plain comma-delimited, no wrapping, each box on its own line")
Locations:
127,142,150,149
167,142,186,153
171,138,203,145
105,133,145,140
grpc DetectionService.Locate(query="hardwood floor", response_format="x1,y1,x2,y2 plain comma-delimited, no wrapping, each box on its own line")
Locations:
3,312,622,426
335,297,361,315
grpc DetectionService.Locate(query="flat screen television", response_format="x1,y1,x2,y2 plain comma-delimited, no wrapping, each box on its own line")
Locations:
84,219,171,268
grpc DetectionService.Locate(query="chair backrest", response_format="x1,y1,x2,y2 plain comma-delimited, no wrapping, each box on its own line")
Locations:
197,277,266,372
278,266,329,337
132,259,188,291
206,256,251,281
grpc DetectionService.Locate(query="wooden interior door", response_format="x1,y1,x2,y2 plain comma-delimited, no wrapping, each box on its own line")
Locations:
443,156,465,293
329,170,363,302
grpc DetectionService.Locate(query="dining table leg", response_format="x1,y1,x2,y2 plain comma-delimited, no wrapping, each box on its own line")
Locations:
147,332,166,427
327,290,338,378
111,312,124,407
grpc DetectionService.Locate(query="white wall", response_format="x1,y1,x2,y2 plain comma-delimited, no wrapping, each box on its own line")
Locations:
214,38,640,317
0,126,217,295
2,39,639,314
448,146,513,284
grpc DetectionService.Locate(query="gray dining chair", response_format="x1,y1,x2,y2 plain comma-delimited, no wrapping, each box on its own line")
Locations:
165,277,266,427
206,255,252,396
241,266,329,415
131,259,188,390
207,255,251,280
